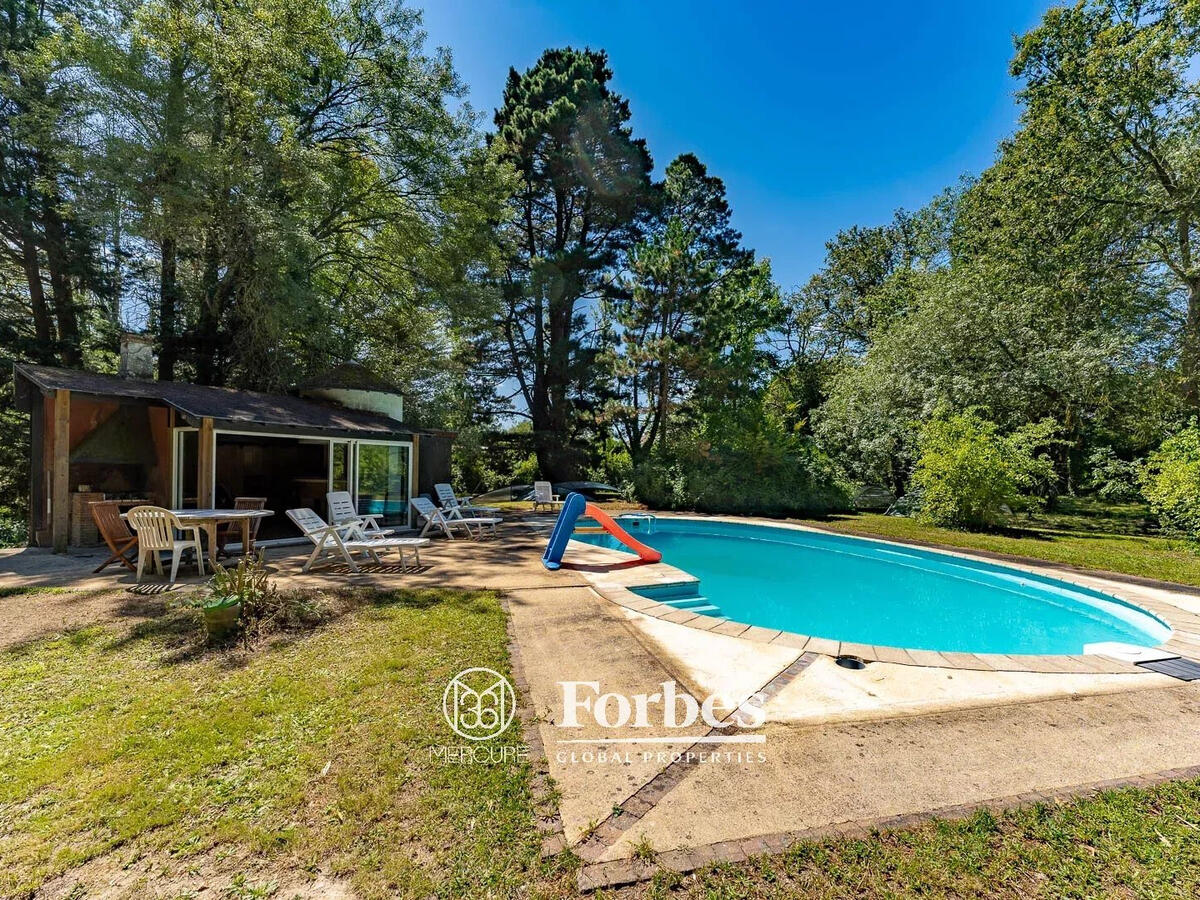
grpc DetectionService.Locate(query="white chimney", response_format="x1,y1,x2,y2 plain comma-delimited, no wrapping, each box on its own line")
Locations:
119,332,156,379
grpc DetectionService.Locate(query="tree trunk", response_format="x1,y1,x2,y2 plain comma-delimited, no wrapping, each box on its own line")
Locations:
1183,277,1200,406
21,234,54,358
533,283,579,481
656,364,669,454
41,199,81,367
157,40,187,381
197,91,227,385
158,235,178,380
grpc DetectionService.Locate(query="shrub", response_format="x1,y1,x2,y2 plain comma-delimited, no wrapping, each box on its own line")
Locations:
1140,425,1200,540
632,442,852,517
0,514,26,548
911,410,1059,530
201,553,328,646
1083,447,1144,503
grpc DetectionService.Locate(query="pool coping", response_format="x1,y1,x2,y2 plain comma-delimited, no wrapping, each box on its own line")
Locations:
565,513,1200,675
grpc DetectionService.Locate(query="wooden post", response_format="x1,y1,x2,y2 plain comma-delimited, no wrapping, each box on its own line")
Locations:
197,417,214,508
28,397,44,545
51,389,70,553
410,434,420,528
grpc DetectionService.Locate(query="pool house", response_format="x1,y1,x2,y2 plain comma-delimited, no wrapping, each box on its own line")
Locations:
13,351,453,552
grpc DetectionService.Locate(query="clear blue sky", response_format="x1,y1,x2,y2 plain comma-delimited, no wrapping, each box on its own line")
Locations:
420,0,1058,291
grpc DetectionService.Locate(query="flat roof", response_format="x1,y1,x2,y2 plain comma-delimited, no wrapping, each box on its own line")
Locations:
13,364,452,439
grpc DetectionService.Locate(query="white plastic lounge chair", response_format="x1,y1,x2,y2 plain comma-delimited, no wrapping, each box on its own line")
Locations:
411,496,501,540
326,490,393,538
287,508,428,573
433,483,502,520
126,505,205,584
532,481,562,511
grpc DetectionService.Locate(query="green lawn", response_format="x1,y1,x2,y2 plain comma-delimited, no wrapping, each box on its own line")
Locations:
0,588,571,899
796,499,1200,588
646,785,1200,898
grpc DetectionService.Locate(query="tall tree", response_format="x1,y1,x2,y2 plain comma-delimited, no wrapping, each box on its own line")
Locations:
492,47,653,480
603,153,762,462
84,0,500,391
0,0,105,366
793,197,953,357
1011,0,1200,401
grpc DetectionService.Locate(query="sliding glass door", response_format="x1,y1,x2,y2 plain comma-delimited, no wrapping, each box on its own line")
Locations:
171,431,413,536
355,442,412,527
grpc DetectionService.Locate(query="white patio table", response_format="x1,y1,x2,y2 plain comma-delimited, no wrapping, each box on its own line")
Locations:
123,508,273,567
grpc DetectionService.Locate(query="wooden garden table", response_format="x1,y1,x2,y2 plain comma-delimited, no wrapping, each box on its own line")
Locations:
124,508,273,566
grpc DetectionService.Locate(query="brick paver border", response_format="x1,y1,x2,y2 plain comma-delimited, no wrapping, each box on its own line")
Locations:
575,762,1200,892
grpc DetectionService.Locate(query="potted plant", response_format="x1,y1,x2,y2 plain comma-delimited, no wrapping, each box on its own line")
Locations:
199,593,242,639
194,552,275,642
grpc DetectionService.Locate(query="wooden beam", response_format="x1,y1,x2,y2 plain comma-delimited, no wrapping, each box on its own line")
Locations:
197,417,214,507
410,434,420,528
28,396,44,545
51,389,70,553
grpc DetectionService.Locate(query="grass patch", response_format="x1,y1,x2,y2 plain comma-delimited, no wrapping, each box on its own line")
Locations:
799,498,1200,587
648,784,1200,898
0,585,68,599
0,587,570,899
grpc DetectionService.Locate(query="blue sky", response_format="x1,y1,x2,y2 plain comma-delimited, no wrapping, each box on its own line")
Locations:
420,0,1058,291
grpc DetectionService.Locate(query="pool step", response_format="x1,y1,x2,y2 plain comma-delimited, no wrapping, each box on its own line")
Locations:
630,582,723,619
661,597,723,616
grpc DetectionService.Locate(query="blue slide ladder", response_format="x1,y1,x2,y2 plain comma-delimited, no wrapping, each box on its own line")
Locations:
541,492,587,570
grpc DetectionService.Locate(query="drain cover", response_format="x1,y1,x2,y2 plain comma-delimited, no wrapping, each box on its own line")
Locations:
835,655,867,670
1136,657,1200,681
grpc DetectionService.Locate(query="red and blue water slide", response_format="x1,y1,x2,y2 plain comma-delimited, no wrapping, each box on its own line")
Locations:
542,492,662,570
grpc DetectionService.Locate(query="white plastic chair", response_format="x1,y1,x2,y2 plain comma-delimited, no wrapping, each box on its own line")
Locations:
433,483,502,520
532,481,562,511
411,496,500,540
126,505,205,585
326,491,393,538
287,508,428,573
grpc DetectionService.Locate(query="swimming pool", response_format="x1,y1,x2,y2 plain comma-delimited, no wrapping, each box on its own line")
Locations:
571,517,1171,656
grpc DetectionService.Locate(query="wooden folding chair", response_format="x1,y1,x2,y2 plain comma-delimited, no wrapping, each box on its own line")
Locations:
216,496,268,558
91,500,138,573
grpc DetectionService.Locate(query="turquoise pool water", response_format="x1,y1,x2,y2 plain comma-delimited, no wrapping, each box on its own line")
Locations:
571,518,1171,655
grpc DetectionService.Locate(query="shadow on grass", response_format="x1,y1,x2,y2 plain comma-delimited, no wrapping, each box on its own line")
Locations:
95,584,503,667
102,607,211,664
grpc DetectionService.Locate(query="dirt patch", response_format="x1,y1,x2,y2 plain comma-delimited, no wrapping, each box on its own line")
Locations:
0,586,201,652
33,845,359,900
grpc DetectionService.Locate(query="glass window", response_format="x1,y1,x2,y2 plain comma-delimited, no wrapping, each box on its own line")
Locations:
331,442,350,494
214,434,330,540
355,443,411,526
175,430,198,507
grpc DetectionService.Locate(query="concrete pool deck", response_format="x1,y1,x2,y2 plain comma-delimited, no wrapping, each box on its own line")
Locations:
5,514,1200,892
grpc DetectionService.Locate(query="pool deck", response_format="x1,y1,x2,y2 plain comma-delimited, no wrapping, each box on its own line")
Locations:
5,513,1200,892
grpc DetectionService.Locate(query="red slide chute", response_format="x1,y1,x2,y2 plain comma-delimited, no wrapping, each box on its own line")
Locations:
583,503,662,563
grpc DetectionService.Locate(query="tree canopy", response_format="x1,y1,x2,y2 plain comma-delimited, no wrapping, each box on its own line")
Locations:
4,0,1200,532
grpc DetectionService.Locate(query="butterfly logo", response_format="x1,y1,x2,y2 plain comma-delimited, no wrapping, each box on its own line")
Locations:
443,667,516,741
